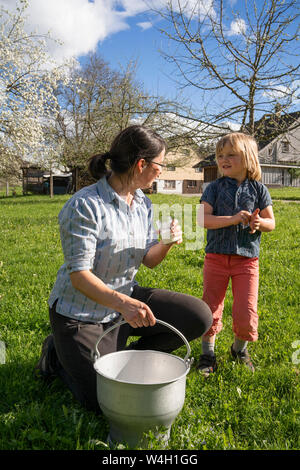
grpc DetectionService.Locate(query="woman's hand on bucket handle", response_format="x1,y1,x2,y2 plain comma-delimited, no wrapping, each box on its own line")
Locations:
69,270,156,328
120,297,156,328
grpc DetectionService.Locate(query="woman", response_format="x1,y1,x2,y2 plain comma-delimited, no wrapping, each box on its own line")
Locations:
36,125,212,412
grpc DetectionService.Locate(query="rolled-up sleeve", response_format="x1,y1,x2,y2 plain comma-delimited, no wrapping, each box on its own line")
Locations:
201,182,217,208
258,184,273,211
59,198,99,273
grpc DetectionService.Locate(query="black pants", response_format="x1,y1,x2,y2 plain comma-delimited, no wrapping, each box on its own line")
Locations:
49,285,212,412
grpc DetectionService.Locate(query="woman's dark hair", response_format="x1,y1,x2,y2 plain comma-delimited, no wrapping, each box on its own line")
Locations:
88,125,166,180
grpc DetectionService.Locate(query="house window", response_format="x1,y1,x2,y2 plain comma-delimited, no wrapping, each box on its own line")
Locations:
195,167,203,173
167,166,176,171
282,141,289,153
164,180,176,189
187,180,197,188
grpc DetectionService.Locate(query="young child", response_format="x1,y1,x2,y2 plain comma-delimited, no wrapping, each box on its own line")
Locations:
197,132,275,375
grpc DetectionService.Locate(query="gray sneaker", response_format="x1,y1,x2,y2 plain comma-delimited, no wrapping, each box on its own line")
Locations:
196,354,217,377
230,344,255,372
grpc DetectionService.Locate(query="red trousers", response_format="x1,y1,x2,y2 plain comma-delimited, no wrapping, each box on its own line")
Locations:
202,253,259,342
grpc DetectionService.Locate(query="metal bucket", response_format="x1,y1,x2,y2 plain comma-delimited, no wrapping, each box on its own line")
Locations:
93,319,193,448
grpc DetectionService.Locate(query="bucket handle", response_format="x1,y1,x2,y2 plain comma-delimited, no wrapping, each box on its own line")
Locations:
93,318,193,367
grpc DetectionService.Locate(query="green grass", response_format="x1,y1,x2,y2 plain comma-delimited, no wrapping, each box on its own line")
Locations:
0,185,23,198
0,192,299,450
268,187,300,201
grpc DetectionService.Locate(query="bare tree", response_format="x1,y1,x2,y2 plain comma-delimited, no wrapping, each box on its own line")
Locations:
54,52,201,177
152,0,300,139
55,55,154,169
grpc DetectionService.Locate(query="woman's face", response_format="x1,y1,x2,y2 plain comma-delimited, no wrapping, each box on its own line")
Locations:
138,148,166,189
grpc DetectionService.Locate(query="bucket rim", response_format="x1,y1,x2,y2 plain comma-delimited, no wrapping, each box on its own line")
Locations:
93,349,191,385
93,319,191,364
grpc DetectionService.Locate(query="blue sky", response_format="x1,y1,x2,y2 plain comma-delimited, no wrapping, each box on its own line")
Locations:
0,0,182,98
1,0,298,121
92,16,177,100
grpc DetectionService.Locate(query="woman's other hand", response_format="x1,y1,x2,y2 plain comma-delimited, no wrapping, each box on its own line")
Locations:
120,298,156,328
70,270,156,328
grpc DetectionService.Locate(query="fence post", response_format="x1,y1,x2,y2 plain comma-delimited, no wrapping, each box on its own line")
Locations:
0,341,5,364
50,170,54,198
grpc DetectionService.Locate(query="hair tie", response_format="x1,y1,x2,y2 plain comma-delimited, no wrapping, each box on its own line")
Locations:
102,152,111,161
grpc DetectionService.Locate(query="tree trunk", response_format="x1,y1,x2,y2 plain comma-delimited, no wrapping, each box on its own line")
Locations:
50,170,54,198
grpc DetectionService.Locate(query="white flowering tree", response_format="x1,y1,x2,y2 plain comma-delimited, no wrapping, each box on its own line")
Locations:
0,0,69,187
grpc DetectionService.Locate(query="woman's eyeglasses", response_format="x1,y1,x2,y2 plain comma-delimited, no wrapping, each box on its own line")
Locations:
149,160,169,168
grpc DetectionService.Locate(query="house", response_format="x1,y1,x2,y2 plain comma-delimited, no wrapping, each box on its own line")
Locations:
21,162,72,195
196,111,300,190
255,111,300,187
153,146,204,194
193,154,219,192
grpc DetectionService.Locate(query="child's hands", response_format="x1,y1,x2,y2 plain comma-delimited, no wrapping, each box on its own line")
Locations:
233,210,251,226
249,209,260,234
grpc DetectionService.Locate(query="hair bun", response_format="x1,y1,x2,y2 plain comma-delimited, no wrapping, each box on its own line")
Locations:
88,152,110,180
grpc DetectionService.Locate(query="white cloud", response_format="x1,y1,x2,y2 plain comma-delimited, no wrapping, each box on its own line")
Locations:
263,80,300,103
228,18,247,36
137,21,153,31
0,0,216,64
0,0,139,64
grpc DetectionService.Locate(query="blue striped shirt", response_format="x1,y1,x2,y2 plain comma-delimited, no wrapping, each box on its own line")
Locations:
201,177,273,258
48,176,158,322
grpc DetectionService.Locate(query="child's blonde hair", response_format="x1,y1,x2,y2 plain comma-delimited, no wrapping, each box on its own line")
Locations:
216,132,261,181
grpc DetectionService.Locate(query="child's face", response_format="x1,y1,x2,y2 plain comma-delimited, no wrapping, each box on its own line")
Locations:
216,142,247,182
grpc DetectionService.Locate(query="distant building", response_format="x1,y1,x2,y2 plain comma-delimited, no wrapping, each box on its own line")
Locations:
21,162,72,195
196,111,300,190
152,147,204,194
256,111,300,187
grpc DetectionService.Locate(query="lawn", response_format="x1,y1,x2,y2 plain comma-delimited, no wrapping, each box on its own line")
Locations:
268,187,300,201
0,191,299,450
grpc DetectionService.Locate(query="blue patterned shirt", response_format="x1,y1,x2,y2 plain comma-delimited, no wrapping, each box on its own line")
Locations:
48,176,158,322
201,177,273,258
